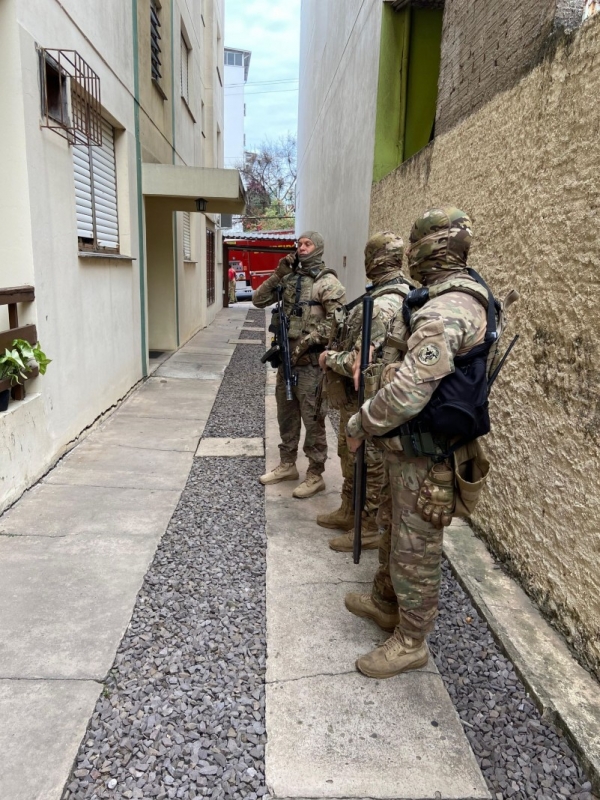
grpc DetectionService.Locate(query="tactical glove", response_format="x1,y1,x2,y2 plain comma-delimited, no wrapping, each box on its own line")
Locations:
274,252,296,279
416,461,455,528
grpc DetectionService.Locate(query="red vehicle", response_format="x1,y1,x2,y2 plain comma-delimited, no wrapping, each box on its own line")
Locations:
223,231,296,303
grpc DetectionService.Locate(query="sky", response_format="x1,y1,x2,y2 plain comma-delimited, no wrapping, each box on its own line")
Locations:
224,0,300,150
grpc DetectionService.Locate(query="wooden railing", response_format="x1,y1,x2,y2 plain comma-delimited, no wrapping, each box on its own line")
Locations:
0,286,37,400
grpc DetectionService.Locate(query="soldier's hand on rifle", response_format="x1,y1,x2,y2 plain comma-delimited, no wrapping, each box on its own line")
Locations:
353,345,375,391
318,351,329,371
346,434,362,454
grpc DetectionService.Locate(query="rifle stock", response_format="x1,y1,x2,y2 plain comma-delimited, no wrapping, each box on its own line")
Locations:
353,295,374,564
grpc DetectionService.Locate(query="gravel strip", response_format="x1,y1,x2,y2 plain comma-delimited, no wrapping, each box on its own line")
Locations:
203,311,266,439
63,311,269,800
432,560,597,800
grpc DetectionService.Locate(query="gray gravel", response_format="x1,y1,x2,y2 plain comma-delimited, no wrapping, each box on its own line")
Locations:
63,310,269,800
432,560,597,800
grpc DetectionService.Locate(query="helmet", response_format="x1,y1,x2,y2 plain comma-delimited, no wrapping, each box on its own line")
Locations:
406,206,472,283
364,231,404,280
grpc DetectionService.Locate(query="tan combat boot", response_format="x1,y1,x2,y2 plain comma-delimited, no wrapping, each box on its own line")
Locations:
316,496,354,531
344,593,399,632
328,516,379,552
356,631,429,679
259,462,299,486
292,472,326,498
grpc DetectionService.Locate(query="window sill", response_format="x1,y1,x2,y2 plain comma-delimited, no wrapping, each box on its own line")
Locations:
152,79,168,100
183,259,197,264
78,252,136,262
182,97,196,123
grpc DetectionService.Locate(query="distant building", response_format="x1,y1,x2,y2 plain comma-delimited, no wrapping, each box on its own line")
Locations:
224,47,251,169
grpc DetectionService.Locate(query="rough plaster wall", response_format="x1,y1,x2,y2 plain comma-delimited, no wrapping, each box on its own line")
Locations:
436,0,557,135
370,18,600,678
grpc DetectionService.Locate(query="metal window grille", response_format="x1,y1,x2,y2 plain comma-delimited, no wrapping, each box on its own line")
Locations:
73,118,119,252
181,35,190,102
151,0,162,82
206,229,216,305
39,48,102,146
183,212,191,260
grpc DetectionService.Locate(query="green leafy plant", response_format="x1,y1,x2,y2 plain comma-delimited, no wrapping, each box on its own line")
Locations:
0,339,51,385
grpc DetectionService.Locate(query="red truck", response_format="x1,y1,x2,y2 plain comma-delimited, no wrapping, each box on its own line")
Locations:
223,231,296,303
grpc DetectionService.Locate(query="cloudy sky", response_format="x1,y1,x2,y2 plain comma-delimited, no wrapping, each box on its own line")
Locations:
224,0,300,149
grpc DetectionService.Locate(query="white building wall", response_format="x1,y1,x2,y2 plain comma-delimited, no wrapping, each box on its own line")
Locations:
296,0,383,301
224,62,246,168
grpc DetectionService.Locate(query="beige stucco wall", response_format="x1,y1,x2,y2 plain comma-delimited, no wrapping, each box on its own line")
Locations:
370,16,600,678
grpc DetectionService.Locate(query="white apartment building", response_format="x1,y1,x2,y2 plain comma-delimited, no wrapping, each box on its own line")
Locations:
0,0,245,513
224,47,251,168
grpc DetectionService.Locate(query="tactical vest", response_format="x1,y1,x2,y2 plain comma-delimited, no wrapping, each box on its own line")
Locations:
382,269,499,450
282,267,337,340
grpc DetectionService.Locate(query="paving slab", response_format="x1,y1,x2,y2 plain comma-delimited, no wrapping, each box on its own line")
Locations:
240,326,265,331
267,672,489,800
264,397,489,799
154,361,226,380
170,351,232,365
119,376,221,420
0,531,162,679
86,413,205,452
228,338,264,344
0,483,180,538
445,521,600,790
0,679,101,800
195,436,264,457
178,345,235,356
45,441,193,491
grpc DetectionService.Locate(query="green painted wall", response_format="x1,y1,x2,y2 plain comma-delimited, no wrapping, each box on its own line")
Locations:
373,5,444,181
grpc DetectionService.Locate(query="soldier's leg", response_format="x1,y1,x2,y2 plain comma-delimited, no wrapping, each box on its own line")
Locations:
344,454,399,630
275,364,302,464
292,363,327,498
297,363,327,475
316,404,355,529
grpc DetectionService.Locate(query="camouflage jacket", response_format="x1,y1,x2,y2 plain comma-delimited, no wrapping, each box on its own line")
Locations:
324,279,411,379
347,280,488,439
252,265,346,346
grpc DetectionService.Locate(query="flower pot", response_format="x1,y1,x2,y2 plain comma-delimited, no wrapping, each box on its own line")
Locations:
0,389,9,412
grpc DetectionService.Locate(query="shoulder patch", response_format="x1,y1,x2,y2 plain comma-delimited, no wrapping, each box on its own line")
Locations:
417,343,441,366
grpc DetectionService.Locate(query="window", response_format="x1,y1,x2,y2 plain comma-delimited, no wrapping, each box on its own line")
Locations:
225,51,244,66
180,34,190,103
42,55,68,124
206,229,215,305
73,118,119,252
150,0,162,83
183,212,191,260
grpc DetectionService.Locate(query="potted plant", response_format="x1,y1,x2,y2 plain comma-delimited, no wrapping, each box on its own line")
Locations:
0,339,51,410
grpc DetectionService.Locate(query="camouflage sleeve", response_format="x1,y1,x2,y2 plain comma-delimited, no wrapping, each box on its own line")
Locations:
252,272,281,308
325,348,355,377
349,293,486,438
303,274,346,347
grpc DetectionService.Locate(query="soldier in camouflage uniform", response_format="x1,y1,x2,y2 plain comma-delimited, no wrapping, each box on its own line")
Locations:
315,232,412,551
253,231,346,498
345,207,490,678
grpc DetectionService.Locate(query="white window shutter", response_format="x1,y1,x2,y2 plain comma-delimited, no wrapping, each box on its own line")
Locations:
181,36,189,102
92,120,119,248
182,211,191,260
73,144,94,240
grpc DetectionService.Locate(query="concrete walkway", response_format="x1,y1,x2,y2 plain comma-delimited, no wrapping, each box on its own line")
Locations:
263,365,490,798
0,307,248,800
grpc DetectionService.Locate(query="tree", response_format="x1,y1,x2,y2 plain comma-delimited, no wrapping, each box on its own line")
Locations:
236,134,296,231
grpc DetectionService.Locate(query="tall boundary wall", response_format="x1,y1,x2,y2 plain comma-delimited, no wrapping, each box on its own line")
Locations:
370,16,600,679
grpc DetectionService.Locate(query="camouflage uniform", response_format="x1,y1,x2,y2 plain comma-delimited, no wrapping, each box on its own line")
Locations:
322,233,411,529
253,231,346,475
346,208,490,677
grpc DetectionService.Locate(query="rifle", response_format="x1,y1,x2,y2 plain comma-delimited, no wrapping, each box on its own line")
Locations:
260,284,297,400
353,294,374,564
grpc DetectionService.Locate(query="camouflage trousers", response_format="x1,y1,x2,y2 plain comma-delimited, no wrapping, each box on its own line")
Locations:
228,280,236,303
371,450,451,641
276,362,327,475
338,404,384,520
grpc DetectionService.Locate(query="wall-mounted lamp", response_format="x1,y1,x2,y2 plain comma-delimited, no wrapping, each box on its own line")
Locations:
195,198,208,212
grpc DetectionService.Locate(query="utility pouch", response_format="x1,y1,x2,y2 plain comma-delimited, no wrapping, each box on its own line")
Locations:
364,363,384,399
453,439,490,517
325,371,350,409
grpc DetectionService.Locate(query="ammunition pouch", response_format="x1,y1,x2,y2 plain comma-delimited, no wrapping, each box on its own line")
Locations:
453,439,489,518
363,363,384,399
325,371,350,409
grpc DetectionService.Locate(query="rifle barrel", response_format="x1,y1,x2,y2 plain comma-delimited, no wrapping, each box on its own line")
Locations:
353,295,374,565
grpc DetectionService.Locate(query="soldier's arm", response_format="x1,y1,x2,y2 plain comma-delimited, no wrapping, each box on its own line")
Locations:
302,275,346,347
326,301,394,379
348,300,479,439
251,272,280,309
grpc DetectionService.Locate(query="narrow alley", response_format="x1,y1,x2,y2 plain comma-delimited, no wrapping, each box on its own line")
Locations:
0,307,596,800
